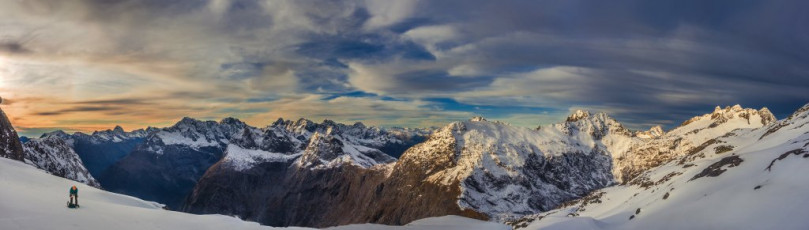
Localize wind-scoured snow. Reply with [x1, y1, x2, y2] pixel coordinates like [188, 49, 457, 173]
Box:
[518, 104, 809, 230]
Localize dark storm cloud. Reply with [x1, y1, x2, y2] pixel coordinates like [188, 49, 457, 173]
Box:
[0, 41, 30, 54]
[33, 106, 120, 116]
[71, 98, 153, 105]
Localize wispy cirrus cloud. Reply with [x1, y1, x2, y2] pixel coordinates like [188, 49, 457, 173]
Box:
[0, 0, 807, 136]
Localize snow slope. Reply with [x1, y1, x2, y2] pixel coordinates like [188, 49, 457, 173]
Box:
[0, 157, 507, 230]
[326, 216, 510, 230]
[517, 104, 809, 230]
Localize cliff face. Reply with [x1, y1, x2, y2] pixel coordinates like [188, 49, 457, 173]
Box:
[185, 134, 482, 228]
[23, 135, 101, 187]
[183, 119, 432, 228]
[0, 108, 24, 161]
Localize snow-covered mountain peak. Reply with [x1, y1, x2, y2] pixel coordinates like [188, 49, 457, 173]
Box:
[176, 116, 201, 126]
[295, 127, 396, 169]
[556, 111, 632, 140]
[113, 125, 125, 133]
[522, 104, 809, 230]
[470, 116, 487, 122]
[710, 105, 774, 123]
[566, 109, 591, 122]
[352, 121, 367, 129]
[614, 105, 777, 185]
[785, 103, 809, 121]
[673, 105, 775, 137]
[635, 125, 664, 139]
[393, 118, 625, 217]
[149, 117, 250, 151]
[219, 117, 247, 127]
[41, 130, 70, 139]
[217, 117, 425, 171]
[271, 117, 286, 127]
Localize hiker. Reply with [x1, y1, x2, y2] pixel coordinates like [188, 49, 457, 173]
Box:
[69, 185, 79, 207]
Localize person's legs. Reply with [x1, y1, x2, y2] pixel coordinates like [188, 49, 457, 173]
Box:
[75, 195, 78, 206]
[69, 195, 74, 205]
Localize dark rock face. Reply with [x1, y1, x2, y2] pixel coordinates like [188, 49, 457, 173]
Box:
[0, 108, 24, 161]
[356, 153, 490, 227]
[72, 135, 145, 177]
[184, 154, 484, 228]
[100, 118, 243, 209]
[102, 145, 225, 209]
[184, 161, 389, 227]
[182, 120, 435, 227]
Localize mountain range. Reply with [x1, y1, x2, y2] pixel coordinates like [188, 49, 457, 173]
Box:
[1, 104, 807, 229]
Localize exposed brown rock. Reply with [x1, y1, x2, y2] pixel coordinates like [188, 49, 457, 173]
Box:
[185, 132, 487, 228]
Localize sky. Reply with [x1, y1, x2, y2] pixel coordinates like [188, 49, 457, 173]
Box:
[1, 0, 808, 137]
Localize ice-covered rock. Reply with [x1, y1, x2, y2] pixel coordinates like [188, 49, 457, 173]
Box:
[23, 135, 100, 187]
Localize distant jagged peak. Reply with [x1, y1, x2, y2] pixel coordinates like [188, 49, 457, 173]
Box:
[674, 105, 775, 137]
[271, 117, 285, 127]
[566, 109, 591, 122]
[219, 117, 246, 126]
[321, 119, 337, 126]
[708, 104, 774, 122]
[294, 117, 315, 127]
[557, 109, 630, 138]
[635, 125, 665, 139]
[759, 107, 776, 122]
[650, 125, 664, 134]
[564, 109, 620, 124]
[470, 116, 487, 122]
[40, 130, 70, 139]
[167, 117, 247, 132]
[177, 116, 201, 124]
[351, 121, 366, 129]
[785, 103, 809, 121]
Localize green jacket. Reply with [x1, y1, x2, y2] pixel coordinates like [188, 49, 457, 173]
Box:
[70, 187, 78, 195]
